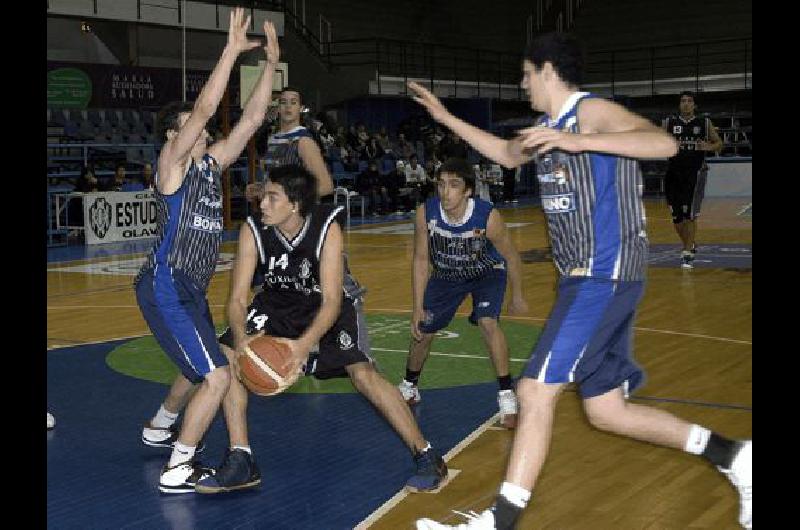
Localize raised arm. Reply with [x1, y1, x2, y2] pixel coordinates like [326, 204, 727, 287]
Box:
[297, 137, 335, 197]
[516, 98, 678, 159]
[209, 20, 280, 170]
[159, 7, 259, 189]
[410, 205, 430, 341]
[486, 209, 528, 315]
[407, 81, 529, 169]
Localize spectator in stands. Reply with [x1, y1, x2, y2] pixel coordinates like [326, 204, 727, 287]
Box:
[346, 124, 359, 151]
[396, 132, 416, 160]
[142, 162, 155, 190]
[318, 125, 335, 155]
[104, 163, 128, 191]
[377, 126, 392, 153]
[404, 154, 427, 207]
[364, 135, 384, 161]
[356, 160, 390, 216]
[75, 165, 100, 193]
[388, 160, 412, 213]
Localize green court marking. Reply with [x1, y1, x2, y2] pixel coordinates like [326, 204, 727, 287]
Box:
[106, 314, 542, 394]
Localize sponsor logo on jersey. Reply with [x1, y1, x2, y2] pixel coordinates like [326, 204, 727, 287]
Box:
[693, 126, 701, 134]
[338, 330, 354, 350]
[89, 197, 113, 239]
[191, 213, 223, 233]
[541, 193, 576, 213]
[198, 195, 222, 209]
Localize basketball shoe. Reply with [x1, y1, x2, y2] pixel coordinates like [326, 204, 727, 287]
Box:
[681, 250, 694, 269]
[406, 447, 447, 492]
[497, 390, 518, 429]
[159, 460, 214, 494]
[398, 379, 421, 405]
[142, 422, 205, 453]
[195, 448, 262, 494]
[718, 440, 752, 529]
[416, 509, 496, 529]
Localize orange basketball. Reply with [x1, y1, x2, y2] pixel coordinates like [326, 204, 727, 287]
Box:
[239, 335, 299, 396]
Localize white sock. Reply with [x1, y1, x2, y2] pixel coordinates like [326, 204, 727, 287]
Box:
[684, 424, 711, 455]
[232, 445, 252, 455]
[499, 482, 531, 509]
[169, 441, 196, 467]
[151, 405, 179, 429]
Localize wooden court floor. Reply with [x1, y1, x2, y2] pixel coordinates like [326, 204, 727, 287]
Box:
[47, 197, 752, 529]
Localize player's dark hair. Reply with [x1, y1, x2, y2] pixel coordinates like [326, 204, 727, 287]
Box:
[268, 164, 318, 216]
[524, 32, 585, 87]
[156, 101, 195, 141]
[679, 90, 696, 101]
[437, 157, 475, 194]
[279, 86, 303, 104]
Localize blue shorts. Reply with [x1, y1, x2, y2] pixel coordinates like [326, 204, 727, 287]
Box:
[135, 266, 228, 384]
[418, 268, 507, 334]
[522, 277, 645, 399]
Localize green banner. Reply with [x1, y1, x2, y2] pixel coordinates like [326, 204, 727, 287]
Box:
[47, 67, 92, 109]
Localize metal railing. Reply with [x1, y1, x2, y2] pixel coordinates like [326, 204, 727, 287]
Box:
[324, 36, 751, 99]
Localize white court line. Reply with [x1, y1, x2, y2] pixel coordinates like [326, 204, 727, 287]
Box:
[365, 308, 752, 346]
[372, 347, 528, 363]
[353, 413, 501, 530]
[46, 306, 752, 346]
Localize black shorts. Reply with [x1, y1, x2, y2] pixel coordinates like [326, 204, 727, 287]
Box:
[218, 296, 372, 380]
[664, 164, 708, 223]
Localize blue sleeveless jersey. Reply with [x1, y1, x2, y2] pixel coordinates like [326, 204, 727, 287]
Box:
[534, 92, 648, 281]
[425, 197, 505, 281]
[135, 153, 224, 291]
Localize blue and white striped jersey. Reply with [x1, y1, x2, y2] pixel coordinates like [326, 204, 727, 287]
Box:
[262, 125, 313, 180]
[534, 91, 648, 281]
[425, 197, 505, 281]
[135, 153, 224, 291]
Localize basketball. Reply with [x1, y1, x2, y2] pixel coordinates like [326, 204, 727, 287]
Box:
[239, 335, 299, 396]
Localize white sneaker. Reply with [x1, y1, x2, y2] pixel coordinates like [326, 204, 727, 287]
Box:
[47, 412, 55, 430]
[718, 440, 752, 529]
[398, 379, 421, 405]
[416, 509, 496, 529]
[159, 461, 213, 494]
[497, 389, 518, 429]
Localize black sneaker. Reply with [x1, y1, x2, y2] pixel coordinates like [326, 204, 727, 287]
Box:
[405, 447, 447, 493]
[195, 448, 262, 494]
[680, 251, 694, 269]
[141, 423, 205, 453]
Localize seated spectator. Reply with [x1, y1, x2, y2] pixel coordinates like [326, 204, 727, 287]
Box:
[377, 126, 392, 153]
[75, 165, 100, 193]
[319, 126, 336, 155]
[404, 154, 427, 207]
[395, 132, 416, 160]
[103, 163, 127, 191]
[356, 160, 390, 216]
[363, 136, 384, 161]
[388, 160, 413, 213]
[141, 162, 154, 190]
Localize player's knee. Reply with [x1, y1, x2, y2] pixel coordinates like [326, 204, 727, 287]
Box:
[346, 362, 376, 390]
[583, 401, 625, 432]
[477, 317, 499, 334]
[516, 378, 560, 410]
[204, 365, 231, 395]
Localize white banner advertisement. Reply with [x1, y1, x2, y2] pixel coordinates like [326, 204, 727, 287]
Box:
[82, 191, 158, 245]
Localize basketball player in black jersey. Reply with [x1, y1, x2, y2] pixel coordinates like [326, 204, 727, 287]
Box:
[194, 164, 448, 494]
[137, 10, 282, 493]
[663, 91, 722, 268]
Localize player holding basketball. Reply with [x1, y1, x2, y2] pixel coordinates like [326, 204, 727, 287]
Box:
[409, 33, 751, 529]
[397, 157, 527, 428]
[663, 91, 723, 269]
[193, 164, 447, 494]
[134, 9, 281, 493]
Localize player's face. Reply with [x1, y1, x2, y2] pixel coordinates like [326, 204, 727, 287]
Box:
[521, 60, 544, 112]
[679, 95, 696, 116]
[278, 91, 302, 125]
[437, 172, 471, 212]
[260, 181, 297, 226]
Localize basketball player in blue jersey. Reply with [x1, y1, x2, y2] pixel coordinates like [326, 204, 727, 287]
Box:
[663, 91, 723, 268]
[135, 9, 282, 494]
[397, 157, 528, 429]
[410, 33, 751, 530]
[193, 165, 447, 494]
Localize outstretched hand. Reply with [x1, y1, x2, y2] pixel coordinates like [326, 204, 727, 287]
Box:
[227, 7, 260, 54]
[263, 20, 280, 65]
[407, 82, 450, 124]
[515, 125, 584, 154]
